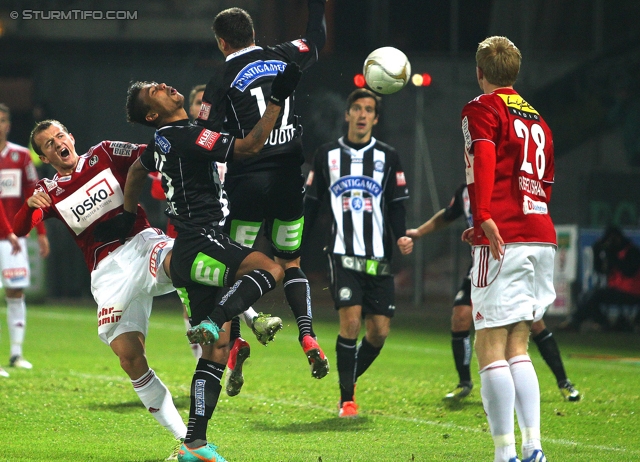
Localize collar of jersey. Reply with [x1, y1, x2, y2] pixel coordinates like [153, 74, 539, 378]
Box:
[226, 45, 263, 62]
[338, 136, 376, 154]
[158, 118, 190, 129]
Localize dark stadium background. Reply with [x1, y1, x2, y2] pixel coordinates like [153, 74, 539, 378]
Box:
[0, 0, 639, 304]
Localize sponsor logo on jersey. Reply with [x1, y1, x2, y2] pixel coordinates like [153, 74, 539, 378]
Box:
[339, 287, 352, 301]
[154, 132, 171, 154]
[196, 129, 221, 151]
[97, 306, 122, 327]
[89, 155, 99, 167]
[374, 160, 384, 172]
[306, 170, 314, 186]
[330, 175, 382, 197]
[2, 268, 27, 282]
[523, 195, 548, 215]
[0, 169, 21, 198]
[497, 93, 539, 116]
[56, 168, 124, 235]
[109, 142, 136, 157]
[57, 175, 72, 182]
[291, 39, 309, 52]
[396, 172, 406, 186]
[55, 187, 65, 196]
[149, 240, 169, 277]
[231, 60, 287, 92]
[43, 178, 57, 192]
[198, 102, 211, 120]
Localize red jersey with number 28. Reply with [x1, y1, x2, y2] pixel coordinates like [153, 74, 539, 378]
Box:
[462, 88, 556, 246]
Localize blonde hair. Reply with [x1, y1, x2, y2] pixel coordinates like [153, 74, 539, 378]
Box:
[476, 36, 521, 87]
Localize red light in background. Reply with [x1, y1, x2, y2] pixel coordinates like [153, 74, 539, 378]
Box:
[422, 73, 432, 86]
[354, 74, 366, 88]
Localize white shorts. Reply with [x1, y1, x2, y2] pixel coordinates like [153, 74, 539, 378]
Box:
[470, 243, 556, 330]
[0, 237, 30, 289]
[91, 229, 175, 345]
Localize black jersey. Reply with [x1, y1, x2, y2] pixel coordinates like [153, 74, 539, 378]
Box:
[443, 183, 473, 228]
[139, 119, 235, 231]
[196, 0, 326, 175]
[306, 137, 409, 259]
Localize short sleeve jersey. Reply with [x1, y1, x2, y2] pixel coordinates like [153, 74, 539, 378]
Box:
[306, 136, 409, 259]
[28, 141, 151, 270]
[462, 88, 556, 246]
[139, 120, 235, 231]
[0, 141, 39, 220]
[197, 39, 320, 174]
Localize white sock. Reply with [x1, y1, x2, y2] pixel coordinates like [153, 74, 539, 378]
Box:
[509, 355, 542, 459]
[183, 316, 202, 359]
[132, 369, 186, 439]
[6, 296, 26, 358]
[242, 306, 259, 328]
[480, 360, 517, 462]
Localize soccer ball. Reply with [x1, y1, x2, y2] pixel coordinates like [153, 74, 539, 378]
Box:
[363, 47, 411, 95]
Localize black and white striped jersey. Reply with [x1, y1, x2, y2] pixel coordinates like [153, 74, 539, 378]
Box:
[306, 136, 409, 259]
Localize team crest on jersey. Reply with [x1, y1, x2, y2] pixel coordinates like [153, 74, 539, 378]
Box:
[231, 60, 287, 92]
[109, 142, 135, 157]
[42, 178, 58, 192]
[196, 129, 220, 151]
[330, 159, 339, 171]
[291, 39, 309, 52]
[89, 155, 99, 167]
[198, 102, 211, 120]
[374, 160, 384, 172]
[11, 152, 19, 162]
[396, 172, 406, 186]
[155, 132, 171, 154]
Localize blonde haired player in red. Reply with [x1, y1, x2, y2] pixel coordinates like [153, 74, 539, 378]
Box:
[461, 36, 553, 462]
[0, 103, 50, 374]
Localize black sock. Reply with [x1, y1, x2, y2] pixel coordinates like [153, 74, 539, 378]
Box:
[185, 358, 225, 444]
[283, 267, 315, 341]
[451, 330, 472, 384]
[210, 269, 276, 327]
[230, 316, 241, 342]
[336, 335, 357, 404]
[533, 329, 567, 385]
[355, 336, 382, 379]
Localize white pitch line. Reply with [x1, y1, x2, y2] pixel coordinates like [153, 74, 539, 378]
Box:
[232, 392, 637, 455]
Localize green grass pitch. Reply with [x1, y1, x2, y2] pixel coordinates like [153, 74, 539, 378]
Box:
[0, 297, 639, 461]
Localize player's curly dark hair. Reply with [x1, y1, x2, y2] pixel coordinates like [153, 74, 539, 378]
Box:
[126, 81, 157, 127]
[30, 120, 70, 157]
[213, 8, 254, 49]
[346, 88, 381, 116]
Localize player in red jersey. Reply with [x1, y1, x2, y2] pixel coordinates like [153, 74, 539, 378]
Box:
[461, 36, 554, 462]
[15, 120, 187, 457]
[0, 103, 50, 374]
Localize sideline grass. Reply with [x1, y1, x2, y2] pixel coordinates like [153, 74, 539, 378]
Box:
[0, 303, 639, 461]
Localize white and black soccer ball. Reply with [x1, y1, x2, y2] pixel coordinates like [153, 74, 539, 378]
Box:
[363, 47, 411, 95]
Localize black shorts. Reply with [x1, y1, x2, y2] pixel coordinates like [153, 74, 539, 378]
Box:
[328, 254, 396, 318]
[224, 167, 305, 259]
[453, 265, 472, 307]
[170, 226, 256, 325]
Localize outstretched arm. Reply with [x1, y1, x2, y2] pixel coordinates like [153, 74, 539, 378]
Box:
[406, 208, 449, 240]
